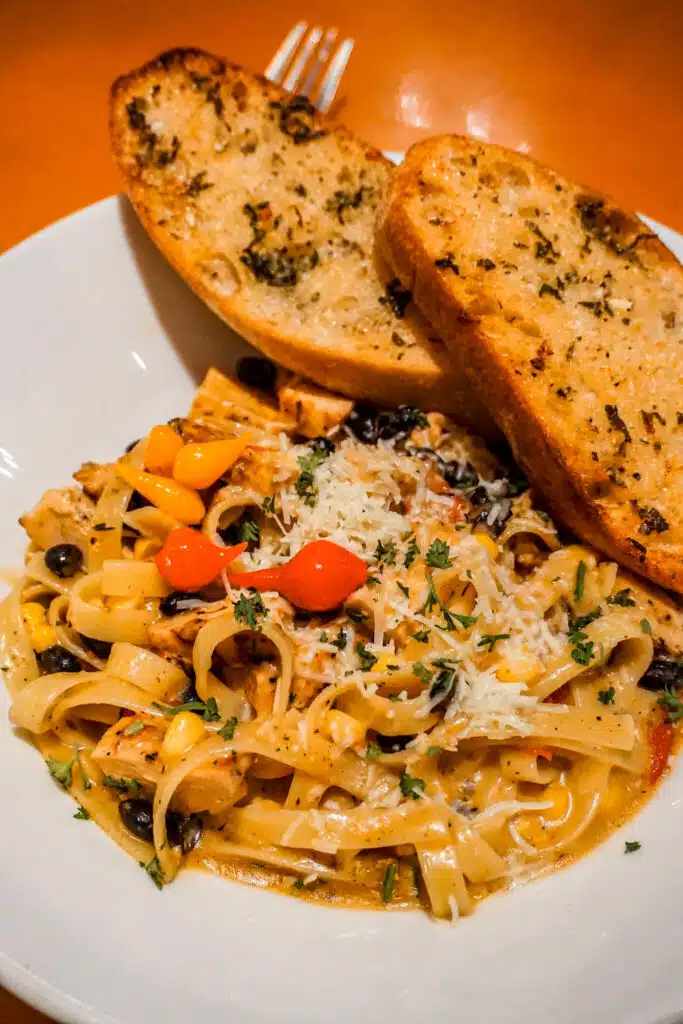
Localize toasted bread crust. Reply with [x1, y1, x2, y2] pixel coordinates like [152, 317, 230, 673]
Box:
[109, 50, 494, 435]
[377, 134, 683, 593]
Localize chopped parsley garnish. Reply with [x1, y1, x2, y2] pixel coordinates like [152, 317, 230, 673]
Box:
[140, 856, 165, 889]
[239, 519, 260, 544]
[366, 575, 381, 585]
[429, 666, 456, 699]
[262, 496, 275, 514]
[291, 877, 305, 891]
[425, 538, 452, 569]
[624, 841, 641, 854]
[346, 608, 367, 623]
[382, 861, 397, 902]
[294, 447, 329, 507]
[422, 574, 475, 632]
[607, 588, 636, 608]
[640, 618, 652, 634]
[404, 536, 420, 568]
[331, 628, 348, 651]
[73, 805, 90, 820]
[103, 776, 141, 794]
[46, 744, 91, 791]
[356, 641, 378, 671]
[427, 746, 442, 757]
[432, 657, 459, 670]
[658, 685, 683, 723]
[218, 716, 238, 740]
[366, 742, 382, 760]
[319, 631, 329, 644]
[574, 561, 587, 602]
[152, 697, 221, 722]
[397, 583, 410, 599]
[399, 772, 425, 800]
[233, 589, 268, 630]
[477, 633, 511, 653]
[374, 539, 397, 567]
[568, 608, 602, 632]
[412, 662, 432, 686]
[569, 632, 595, 666]
[598, 687, 615, 705]
[123, 720, 145, 737]
[410, 629, 430, 644]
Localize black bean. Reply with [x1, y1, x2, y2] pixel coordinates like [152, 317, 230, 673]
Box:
[347, 404, 378, 444]
[469, 486, 489, 507]
[375, 733, 415, 753]
[44, 543, 83, 578]
[237, 356, 277, 392]
[38, 645, 81, 674]
[167, 812, 203, 853]
[309, 436, 335, 455]
[442, 461, 479, 490]
[159, 591, 207, 616]
[80, 635, 112, 659]
[119, 798, 154, 841]
[638, 658, 683, 692]
[377, 406, 426, 442]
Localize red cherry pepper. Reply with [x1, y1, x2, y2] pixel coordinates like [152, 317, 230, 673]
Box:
[227, 540, 368, 612]
[155, 527, 247, 591]
[649, 719, 674, 784]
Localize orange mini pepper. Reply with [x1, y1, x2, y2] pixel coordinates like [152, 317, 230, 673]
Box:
[173, 439, 249, 490]
[155, 527, 247, 591]
[144, 424, 185, 476]
[116, 463, 205, 526]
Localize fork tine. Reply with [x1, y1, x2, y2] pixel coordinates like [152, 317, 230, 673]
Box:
[282, 25, 323, 94]
[264, 21, 307, 84]
[314, 38, 355, 113]
[299, 26, 338, 98]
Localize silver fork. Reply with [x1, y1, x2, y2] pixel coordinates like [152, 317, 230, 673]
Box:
[265, 22, 354, 113]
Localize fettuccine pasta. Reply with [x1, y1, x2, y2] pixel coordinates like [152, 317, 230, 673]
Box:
[2, 365, 682, 920]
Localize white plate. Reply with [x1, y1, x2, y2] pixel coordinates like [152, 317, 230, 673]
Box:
[2, 195, 683, 1024]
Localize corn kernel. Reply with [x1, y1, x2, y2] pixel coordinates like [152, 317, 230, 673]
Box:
[324, 710, 366, 748]
[474, 532, 499, 560]
[496, 653, 543, 684]
[21, 602, 46, 628]
[31, 623, 57, 653]
[160, 711, 206, 762]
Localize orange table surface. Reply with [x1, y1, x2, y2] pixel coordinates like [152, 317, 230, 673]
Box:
[1, 0, 683, 1020]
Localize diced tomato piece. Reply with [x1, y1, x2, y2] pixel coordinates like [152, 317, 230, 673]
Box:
[649, 720, 674, 784]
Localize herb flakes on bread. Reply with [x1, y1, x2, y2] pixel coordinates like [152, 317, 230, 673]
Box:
[109, 49, 494, 435]
[377, 134, 683, 592]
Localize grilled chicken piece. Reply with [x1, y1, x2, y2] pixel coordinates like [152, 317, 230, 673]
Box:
[20, 487, 94, 551]
[277, 377, 353, 438]
[91, 715, 251, 815]
[73, 461, 112, 500]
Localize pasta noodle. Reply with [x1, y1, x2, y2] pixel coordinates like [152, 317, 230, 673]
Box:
[2, 365, 682, 920]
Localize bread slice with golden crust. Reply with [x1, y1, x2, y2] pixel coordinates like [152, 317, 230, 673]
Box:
[377, 134, 683, 592]
[109, 49, 494, 435]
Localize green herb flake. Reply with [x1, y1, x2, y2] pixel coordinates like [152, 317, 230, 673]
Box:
[607, 588, 636, 608]
[218, 716, 238, 741]
[366, 742, 382, 760]
[152, 697, 221, 722]
[410, 629, 430, 644]
[123, 720, 145, 737]
[374, 538, 398, 567]
[382, 861, 397, 903]
[427, 746, 442, 757]
[640, 618, 652, 634]
[397, 583, 410, 599]
[624, 841, 641, 854]
[140, 856, 165, 889]
[331, 628, 348, 651]
[73, 805, 90, 820]
[404, 536, 420, 568]
[425, 538, 453, 569]
[574, 561, 587, 602]
[658, 685, 683, 723]
[294, 447, 329, 507]
[240, 519, 260, 544]
[400, 773, 425, 800]
[262, 496, 276, 514]
[356, 641, 378, 671]
[412, 662, 432, 686]
[232, 590, 268, 630]
[477, 633, 511, 653]
[598, 687, 615, 705]
[346, 608, 367, 623]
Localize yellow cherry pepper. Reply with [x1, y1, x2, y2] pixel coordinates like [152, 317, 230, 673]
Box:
[143, 424, 185, 476]
[115, 463, 205, 525]
[173, 438, 249, 490]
